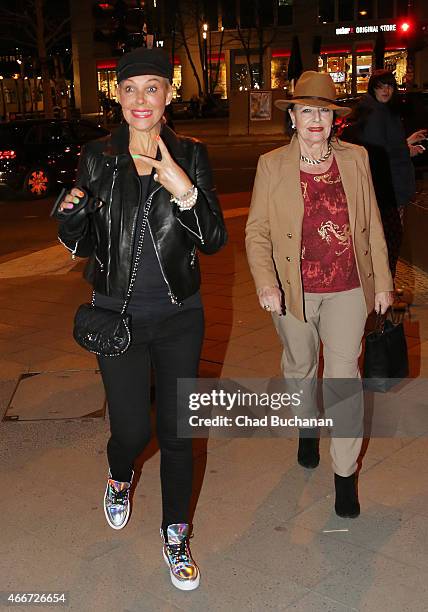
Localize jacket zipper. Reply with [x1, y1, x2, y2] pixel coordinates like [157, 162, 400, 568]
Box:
[106, 156, 118, 292]
[95, 253, 104, 271]
[147, 221, 179, 305]
[58, 235, 80, 259]
[127, 173, 143, 274]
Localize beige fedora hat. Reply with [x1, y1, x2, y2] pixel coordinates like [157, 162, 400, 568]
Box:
[275, 71, 351, 116]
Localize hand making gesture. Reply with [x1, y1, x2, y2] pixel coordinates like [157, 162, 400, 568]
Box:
[138, 135, 193, 199]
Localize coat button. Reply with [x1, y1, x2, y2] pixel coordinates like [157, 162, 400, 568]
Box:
[367, 272, 372, 277]
[286, 256, 291, 262]
[361, 227, 366, 233]
[286, 279, 291, 285]
[287, 233, 292, 238]
[364, 250, 368, 255]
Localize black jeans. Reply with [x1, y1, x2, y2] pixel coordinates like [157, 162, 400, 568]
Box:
[97, 308, 204, 530]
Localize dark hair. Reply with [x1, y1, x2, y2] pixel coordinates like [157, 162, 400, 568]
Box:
[285, 103, 338, 141]
[367, 69, 398, 105]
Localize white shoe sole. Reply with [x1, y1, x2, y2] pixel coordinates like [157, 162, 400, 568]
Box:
[162, 548, 200, 590]
[103, 482, 130, 530]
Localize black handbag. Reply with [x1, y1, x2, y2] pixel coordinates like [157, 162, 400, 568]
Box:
[73, 304, 131, 357]
[73, 193, 154, 358]
[363, 310, 409, 392]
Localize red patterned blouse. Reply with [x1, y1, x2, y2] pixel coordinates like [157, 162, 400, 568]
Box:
[300, 157, 360, 293]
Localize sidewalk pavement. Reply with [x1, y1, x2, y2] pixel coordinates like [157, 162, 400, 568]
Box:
[1, 203, 428, 611]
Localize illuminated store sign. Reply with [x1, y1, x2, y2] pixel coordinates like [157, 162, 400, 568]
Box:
[336, 24, 397, 35]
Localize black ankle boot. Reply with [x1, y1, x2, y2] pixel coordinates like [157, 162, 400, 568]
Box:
[334, 472, 360, 518]
[297, 428, 320, 469]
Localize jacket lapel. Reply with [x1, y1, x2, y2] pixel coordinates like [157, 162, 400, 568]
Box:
[333, 141, 357, 232]
[272, 135, 305, 228]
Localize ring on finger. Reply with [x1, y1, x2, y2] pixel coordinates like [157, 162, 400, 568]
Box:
[263, 304, 271, 311]
[153, 173, 159, 182]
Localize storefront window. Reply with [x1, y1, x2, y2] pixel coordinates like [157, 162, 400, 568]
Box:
[97, 69, 117, 101]
[271, 56, 290, 91]
[172, 64, 182, 100]
[356, 54, 371, 92]
[4, 87, 14, 104]
[209, 57, 227, 98]
[384, 50, 407, 87]
[231, 51, 260, 90]
[319, 54, 352, 95]
[319, 49, 408, 95]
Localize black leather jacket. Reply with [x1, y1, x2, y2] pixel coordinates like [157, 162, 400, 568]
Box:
[58, 123, 227, 303]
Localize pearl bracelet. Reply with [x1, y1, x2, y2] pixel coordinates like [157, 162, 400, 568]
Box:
[170, 185, 198, 211]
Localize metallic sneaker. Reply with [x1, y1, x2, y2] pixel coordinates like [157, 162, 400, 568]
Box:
[161, 523, 200, 590]
[103, 471, 133, 530]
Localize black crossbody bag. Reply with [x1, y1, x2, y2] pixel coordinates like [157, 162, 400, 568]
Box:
[73, 194, 154, 358]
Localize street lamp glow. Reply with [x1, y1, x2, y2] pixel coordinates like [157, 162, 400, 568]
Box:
[203, 32, 207, 39]
[203, 23, 208, 32]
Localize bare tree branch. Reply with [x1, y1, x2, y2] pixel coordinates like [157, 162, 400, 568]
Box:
[45, 17, 70, 47]
[0, 7, 33, 22]
[176, 2, 203, 96]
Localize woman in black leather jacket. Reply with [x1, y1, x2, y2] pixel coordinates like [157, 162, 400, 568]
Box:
[57, 48, 226, 591]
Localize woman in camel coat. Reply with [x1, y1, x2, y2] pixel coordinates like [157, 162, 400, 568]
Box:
[246, 71, 393, 518]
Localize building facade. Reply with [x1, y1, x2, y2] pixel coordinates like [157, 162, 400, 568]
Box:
[71, 0, 428, 114]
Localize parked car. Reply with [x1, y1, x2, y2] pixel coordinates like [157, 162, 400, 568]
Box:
[0, 119, 110, 199]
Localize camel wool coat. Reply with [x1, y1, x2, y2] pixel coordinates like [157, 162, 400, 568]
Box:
[245, 136, 394, 322]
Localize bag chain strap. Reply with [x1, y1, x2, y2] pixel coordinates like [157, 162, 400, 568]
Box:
[90, 190, 157, 314]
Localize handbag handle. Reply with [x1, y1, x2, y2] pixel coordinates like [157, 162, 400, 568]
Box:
[374, 311, 386, 334]
[373, 304, 409, 332]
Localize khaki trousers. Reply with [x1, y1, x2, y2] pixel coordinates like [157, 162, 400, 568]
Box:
[273, 287, 367, 477]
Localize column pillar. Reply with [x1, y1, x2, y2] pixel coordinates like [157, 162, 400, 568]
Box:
[70, 0, 98, 114]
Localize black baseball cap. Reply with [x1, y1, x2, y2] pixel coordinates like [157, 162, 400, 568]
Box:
[116, 47, 173, 84]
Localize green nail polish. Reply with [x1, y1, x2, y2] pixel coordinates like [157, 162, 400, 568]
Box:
[73, 197, 80, 204]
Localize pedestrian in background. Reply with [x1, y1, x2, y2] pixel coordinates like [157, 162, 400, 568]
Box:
[341, 69, 426, 279]
[246, 71, 394, 518]
[57, 47, 227, 591]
